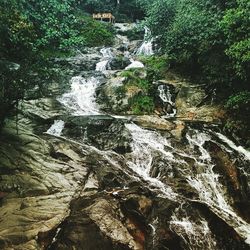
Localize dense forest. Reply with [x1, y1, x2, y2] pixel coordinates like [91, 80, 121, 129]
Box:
[0, 0, 249, 130]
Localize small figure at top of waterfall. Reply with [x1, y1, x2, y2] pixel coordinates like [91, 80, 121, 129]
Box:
[136, 27, 154, 56]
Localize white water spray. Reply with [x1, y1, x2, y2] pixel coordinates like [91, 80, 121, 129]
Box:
[158, 85, 177, 117]
[137, 27, 154, 56]
[125, 123, 178, 200]
[170, 211, 217, 250]
[216, 132, 250, 160]
[46, 120, 65, 136]
[96, 48, 114, 72]
[58, 76, 100, 115]
[186, 129, 250, 245]
[125, 59, 144, 70]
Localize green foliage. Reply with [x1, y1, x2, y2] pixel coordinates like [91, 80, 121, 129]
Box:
[140, 0, 250, 117]
[0, 2, 35, 61]
[80, 0, 145, 21]
[78, 16, 114, 47]
[121, 69, 151, 92]
[120, 69, 155, 114]
[20, 0, 114, 50]
[139, 0, 177, 42]
[221, 0, 250, 80]
[140, 56, 169, 81]
[130, 95, 155, 114]
[0, 0, 116, 128]
[114, 85, 126, 98]
[225, 91, 250, 111]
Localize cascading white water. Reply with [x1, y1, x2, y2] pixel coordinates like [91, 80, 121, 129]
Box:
[136, 27, 154, 56]
[58, 76, 100, 115]
[170, 211, 217, 250]
[96, 60, 109, 72]
[125, 123, 178, 200]
[185, 129, 250, 245]
[47, 22, 250, 248]
[158, 85, 177, 117]
[216, 132, 250, 160]
[125, 123, 219, 247]
[158, 85, 174, 106]
[125, 122, 250, 245]
[46, 120, 65, 136]
[96, 48, 114, 72]
[100, 47, 113, 58]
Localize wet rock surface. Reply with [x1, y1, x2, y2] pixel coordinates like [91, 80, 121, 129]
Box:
[63, 115, 132, 153]
[0, 23, 250, 250]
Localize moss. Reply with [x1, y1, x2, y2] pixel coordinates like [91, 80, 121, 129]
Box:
[130, 95, 155, 114]
[140, 56, 170, 81]
[121, 69, 151, 92]
[114, 86, 126, 99]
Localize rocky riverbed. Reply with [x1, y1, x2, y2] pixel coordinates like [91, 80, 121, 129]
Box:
[0, 23, 250, 250]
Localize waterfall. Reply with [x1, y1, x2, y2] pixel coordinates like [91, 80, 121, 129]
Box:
[185, 129, 250, 244]
[170, 211, 217, 250]
[46, 120, 65, 136]
[96, 48, 114, 72]
[125, 123, 178, 200]
[216, 132, 250, 160]
[125, 123, 250, 245]
[58, 76, 100, 115]
[136, 27, 154, 56]
[158, 85, 177, 117]
[49, 23, 250, 248]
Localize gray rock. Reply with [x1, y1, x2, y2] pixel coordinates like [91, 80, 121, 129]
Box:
[63, 115, 132, 153]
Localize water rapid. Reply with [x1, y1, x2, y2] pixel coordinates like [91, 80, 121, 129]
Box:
[50, 23, 250, 249]
[96, 47, 114, 72]
[136, 27, 154, 56]
[58, 76, 100, 115]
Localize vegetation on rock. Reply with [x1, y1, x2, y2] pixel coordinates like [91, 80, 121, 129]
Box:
[0, 0, 115, 128]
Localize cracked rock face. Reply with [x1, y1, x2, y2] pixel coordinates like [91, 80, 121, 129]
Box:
[0, 121, 89, 249]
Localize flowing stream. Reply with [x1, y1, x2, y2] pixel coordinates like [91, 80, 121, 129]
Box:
[96, 47, 114, 72]
[136, 27, 154, 56]
[47, 23, 250, 249]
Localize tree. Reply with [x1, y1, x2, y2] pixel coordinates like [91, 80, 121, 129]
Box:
[221, 0, 250, 80]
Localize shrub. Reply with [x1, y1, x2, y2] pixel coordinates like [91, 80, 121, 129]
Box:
[225, 91, 250, 112]
[130, 95, 155, 114]
[140, 56, 170, 81]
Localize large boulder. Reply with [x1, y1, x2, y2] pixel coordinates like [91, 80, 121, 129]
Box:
[63, 115, 132, 153]
[109, 56, 131, 70]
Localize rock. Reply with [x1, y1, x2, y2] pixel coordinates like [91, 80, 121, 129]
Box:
[20, 98, 66, 122]
[96, 76, 130, 113]
[205, 141, 243, 200]
[170, 121, 186, 140]
[0, 120, 89, 249]
[54, 52, 101, 74]
[87, 199, 142, 249]
[132, 115, 175, 131]
[63, 115, 132, 153]
[109, 56, 131, 70]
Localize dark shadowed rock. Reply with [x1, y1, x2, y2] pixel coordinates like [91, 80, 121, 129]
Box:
[63, 115, 132, 153]
[110, 56, 131, 70]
